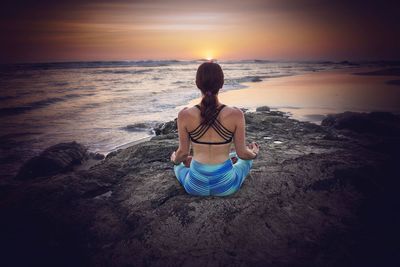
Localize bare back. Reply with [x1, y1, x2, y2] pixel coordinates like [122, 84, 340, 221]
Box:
[183, 105, 239, 164]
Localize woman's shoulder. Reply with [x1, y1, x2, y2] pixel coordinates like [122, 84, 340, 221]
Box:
[222, 105, 244, 117]
[178, 105, 243, 119]
[177, 107, 189, 117]
[177, 106, 197, 119]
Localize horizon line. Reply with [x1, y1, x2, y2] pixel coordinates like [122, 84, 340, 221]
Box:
[2, 58, 400, 66]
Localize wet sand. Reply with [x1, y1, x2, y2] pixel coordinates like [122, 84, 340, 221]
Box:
[187, 67, 400, 123]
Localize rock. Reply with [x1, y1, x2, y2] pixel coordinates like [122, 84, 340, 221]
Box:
[15, 141, 87, 180]
[151, 133, 178, 140]
[268, 110, 288, 117]
[154, 119, 177, 135]
[251, 76, 262, 82]
[105, 150, 119, 159]
[89, 152, 105, 160]
[354, 67, 400, 76]
[2, 111, 400, 266]
[256, 106, 270, 112]
[387, 79, 400, 86]
[122, 122, 154, 132]
[321, 111, 400, 136]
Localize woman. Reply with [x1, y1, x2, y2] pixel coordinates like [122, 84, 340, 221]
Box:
[170, 62, 259, 196]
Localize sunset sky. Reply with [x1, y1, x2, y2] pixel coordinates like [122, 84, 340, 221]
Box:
[1, 0, 399, 63]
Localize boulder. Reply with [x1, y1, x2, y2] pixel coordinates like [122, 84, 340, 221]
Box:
[88, 152, 105, 160]
[15, 141, 87, 180]
[154, 118, 177, 135]
[256, 106, 270, 112]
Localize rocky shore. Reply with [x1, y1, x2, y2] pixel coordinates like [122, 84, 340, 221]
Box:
[1, 108, 399, 267]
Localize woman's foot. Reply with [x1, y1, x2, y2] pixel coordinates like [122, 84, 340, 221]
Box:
[231, 156, 238, 164]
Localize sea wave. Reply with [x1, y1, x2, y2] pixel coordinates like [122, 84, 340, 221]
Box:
[0, 93, 96, 117]
[0, 95, 17, 102]
[3, 60, 196, 71]
[121, 122, 158, 132]
[93, 69, 153, 75]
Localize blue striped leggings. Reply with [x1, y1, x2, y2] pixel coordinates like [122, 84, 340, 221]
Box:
[174, 152, 253, 196]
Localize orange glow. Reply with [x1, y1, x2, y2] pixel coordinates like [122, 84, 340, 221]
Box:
[2, 0, 399, 62]
[203, 50, 215, 61]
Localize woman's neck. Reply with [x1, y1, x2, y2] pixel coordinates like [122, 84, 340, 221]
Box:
[200, 94, 221, 106]
[215, 95, 221, 106]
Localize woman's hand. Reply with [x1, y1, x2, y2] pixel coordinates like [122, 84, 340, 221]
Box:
[183, 156, 192, 168]
[247, 142, 260, 155]
[171, 151, 191, 167]
[170, 151, 177, 164]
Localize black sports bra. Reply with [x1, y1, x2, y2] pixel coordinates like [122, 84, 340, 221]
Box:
[188, 104, 234, 145]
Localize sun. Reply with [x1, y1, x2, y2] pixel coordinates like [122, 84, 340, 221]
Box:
[196, 49, 218, 61]
[203, 49, 216, 61]
[205, 53, 213, 61]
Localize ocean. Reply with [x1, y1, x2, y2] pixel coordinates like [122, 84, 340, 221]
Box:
[0, 60, 389, 178]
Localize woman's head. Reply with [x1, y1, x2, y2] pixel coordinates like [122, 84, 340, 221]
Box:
[196, 62, 224, 124]
[196, 62, 224, 95]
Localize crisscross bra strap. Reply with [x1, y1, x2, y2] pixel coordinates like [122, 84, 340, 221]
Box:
[188, 105, 234, 145]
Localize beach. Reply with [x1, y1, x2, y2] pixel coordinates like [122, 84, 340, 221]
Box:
[187, 67, 400, 123]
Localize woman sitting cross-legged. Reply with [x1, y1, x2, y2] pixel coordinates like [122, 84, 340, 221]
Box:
[170, 62, 259, 196]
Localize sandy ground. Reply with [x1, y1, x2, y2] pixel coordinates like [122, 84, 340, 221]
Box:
[187, 67, 400, 123]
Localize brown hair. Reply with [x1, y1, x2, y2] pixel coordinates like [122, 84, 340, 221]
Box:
[195, 62, 224, 125]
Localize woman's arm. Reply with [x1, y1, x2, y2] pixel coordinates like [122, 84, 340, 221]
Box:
[233, 108, 259, 160]
[171, 108, 190, 164]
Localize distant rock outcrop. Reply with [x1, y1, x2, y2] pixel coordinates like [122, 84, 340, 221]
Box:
[256, 105, 270, 112]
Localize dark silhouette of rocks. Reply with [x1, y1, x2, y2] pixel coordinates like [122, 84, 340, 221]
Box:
[1, 110, 399, 266]
[386, 79, 400, 86]
[15, 141, 88, 180]
[88, 152, 105, 160]
[354, 68, 400, 76]
[154, 119, 177, 135]
[321, 111, 400, 136]
[256, 105, 270, 112]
